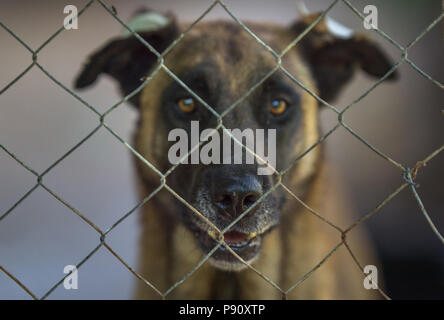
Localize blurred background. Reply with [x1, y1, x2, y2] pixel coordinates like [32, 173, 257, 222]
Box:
[0, 0, 443, 299]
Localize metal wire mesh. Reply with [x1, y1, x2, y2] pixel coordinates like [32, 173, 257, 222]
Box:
[1, 0, 443, 300]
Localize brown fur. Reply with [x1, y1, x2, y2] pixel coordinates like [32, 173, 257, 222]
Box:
[135, 162, 380, 299]
[75, 11, 396, 299]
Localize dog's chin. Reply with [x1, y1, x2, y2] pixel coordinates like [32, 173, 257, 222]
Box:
[191, 225, 267, 272]
[208, 255, 258, 271]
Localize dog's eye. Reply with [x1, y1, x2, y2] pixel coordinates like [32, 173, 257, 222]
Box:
[269, 99, 288, 115]
[177, 97, 196, 113]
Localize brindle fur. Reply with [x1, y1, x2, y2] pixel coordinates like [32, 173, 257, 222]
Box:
[75, 11, 396, 299]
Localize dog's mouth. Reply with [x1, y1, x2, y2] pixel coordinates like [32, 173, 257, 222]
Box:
[193, 226, 267, 271]
[221, 230, 257, 248]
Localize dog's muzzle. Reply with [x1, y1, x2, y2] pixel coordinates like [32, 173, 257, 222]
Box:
[189, 166, 277, 271]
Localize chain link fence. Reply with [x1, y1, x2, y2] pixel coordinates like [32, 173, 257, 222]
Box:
[1, 0, 443, 300]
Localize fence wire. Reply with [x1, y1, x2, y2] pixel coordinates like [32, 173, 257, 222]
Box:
[1, 0, 443, 300]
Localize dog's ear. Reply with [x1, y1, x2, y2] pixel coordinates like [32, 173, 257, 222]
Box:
[292, 13, 398, 102]
[74, 9, 179, 107]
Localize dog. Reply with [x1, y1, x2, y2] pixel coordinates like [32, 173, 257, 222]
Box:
[75, 8, 397, 299]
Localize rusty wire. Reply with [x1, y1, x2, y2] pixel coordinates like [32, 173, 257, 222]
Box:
[1, 0, 443, 300]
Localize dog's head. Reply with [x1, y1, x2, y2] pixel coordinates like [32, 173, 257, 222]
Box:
[75, 9, 396, 271]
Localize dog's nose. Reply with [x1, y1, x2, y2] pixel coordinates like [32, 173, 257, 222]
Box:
[212, 174, 263, 218]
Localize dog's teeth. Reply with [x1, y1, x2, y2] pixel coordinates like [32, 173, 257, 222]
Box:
[207, 230, 217, 240]
[207, 230, 257, 243]
[248, 232, 257, 240]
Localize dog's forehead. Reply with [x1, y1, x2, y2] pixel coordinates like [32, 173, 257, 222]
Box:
[167, 22, 283, 72]
[163, 21, 302, 96]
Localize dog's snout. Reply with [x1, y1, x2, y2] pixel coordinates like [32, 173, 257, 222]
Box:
[212, 173, 263, 218]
